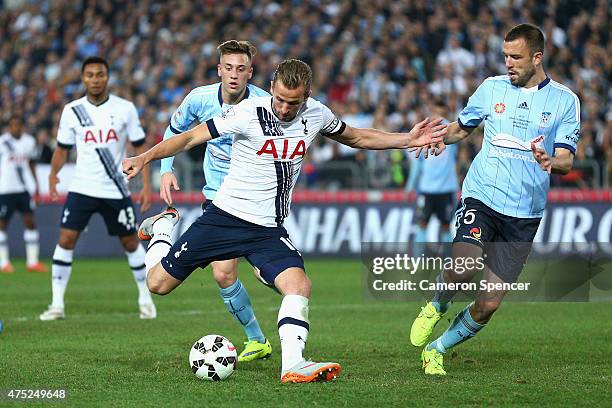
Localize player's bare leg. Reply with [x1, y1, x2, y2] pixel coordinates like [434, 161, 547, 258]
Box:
[22, 212, 48, 273]
[212, 259, 271, 362]
[274, 267, 341, 383]
[40, 228, 80, 321]
[119, 233, 156, 319]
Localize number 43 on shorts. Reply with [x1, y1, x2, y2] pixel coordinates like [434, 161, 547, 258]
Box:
[117, 207, 135, 230]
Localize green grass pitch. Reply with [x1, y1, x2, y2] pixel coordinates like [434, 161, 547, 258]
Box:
[0, 259, 610, 407]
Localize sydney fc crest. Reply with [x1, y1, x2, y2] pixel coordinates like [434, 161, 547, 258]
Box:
[540, 112, 552, 127]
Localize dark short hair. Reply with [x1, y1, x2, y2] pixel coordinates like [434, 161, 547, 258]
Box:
[217, 40, 257, 60]
[81, 56, 109, 73]
[504, 23, 545, 55]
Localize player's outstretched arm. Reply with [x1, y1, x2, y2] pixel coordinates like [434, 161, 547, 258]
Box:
[123, 123, 212, 180]
[531, 144, 574, 175]
[327, 117, 447, 151]
[444, 121, 473, 144]
[410, 120, 474, 159]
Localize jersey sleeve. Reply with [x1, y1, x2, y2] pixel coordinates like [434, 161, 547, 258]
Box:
[319, 103, 346, 136]
[169, 91, 202, 134]
[126, 103, 146, 146]
[553, 94, 581, 155]
[457, 80, 490, 129]
[207, 101, 251, 139]
[159, 126, 177, 174]
[160, 91, 204, 174]
[56, 106, 76, 148]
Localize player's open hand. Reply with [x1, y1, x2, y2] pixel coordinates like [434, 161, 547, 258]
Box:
[531, 142, 551, 174]
[122, 155, 145, 180]
[408, 117, 447, 149]
[49, 173, 60, 201]
[160, 172, 180, 207]
[410, 141, 446, 159]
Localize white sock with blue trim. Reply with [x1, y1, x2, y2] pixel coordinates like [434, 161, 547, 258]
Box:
[278, 295, 309, 372]
[144, 218, 173, 274]
[51, 245, 73, 309]
[126, 245, 152, 304]
[0, 230, 9, 268]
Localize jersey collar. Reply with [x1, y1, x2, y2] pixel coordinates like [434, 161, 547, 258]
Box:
[86, 94, 110, 106]
[218, 84, 250, 107]
[520, 76, 550, 93]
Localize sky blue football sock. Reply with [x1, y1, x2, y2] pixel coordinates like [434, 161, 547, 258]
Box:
[427, 303, 485, 353]
[220, 279, 265, 343]
[431, 271, 453, 313]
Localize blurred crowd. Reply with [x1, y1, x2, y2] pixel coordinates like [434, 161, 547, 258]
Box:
[1, 0, 610, 190]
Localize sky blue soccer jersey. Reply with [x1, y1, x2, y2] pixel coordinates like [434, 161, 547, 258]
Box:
[160, 83, 270, 199]
[407, 141, 458, 194]
[458, 75, 580, 218]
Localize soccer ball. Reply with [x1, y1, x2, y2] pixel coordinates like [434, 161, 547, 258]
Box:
[189, 335, 237, 381]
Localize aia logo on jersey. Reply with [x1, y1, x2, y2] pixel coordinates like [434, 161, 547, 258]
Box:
[494, 102, 506, 115]
[257, 139, 306, 160]
[84, 129, 119, 144]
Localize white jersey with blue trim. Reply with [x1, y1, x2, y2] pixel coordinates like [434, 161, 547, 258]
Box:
[458, 76, 580, 218]
[56, 94, 145, 199]
[207, 96, 345, 227]
[160, 83, 270, 200]
[0, 132, 37, 194]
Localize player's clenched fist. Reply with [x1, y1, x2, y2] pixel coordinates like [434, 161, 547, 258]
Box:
[122, 155, 145, 179]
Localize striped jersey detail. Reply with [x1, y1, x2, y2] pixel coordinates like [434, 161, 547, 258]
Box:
[95, 147, 129, 197]
[71, 104, 94, 127]
[274, 161, 294, 225]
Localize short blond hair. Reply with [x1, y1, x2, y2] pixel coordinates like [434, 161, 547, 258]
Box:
[217, 40, 257, 60]
[272, 59, 312, 92]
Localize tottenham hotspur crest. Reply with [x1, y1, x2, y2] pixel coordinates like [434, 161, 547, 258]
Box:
[174, 242, 188, 258]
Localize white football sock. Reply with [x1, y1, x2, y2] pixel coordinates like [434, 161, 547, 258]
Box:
[24, 229, 40, 266]
[144, 218, 174, 274]
[126, 245, 152, 305]
[0, 230, 9, 268]
[51, 245, 73, 309]
[278, 294, 310, 372]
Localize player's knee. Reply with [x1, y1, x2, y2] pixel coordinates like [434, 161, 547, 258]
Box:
[472, 299, 501, 322]
[212, 263, 237, 288]
[58, 234, 77, 249]
[147, 275, 171, 296]
[119, 234, 140, 252]
[275, 268, 311, 297]
[146, 266, 171, 295]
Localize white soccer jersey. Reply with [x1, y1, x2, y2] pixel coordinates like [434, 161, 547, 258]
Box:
[0, 132, 37, 194]
[209, 96, 345, 227]
[56, 94, 145, 199]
